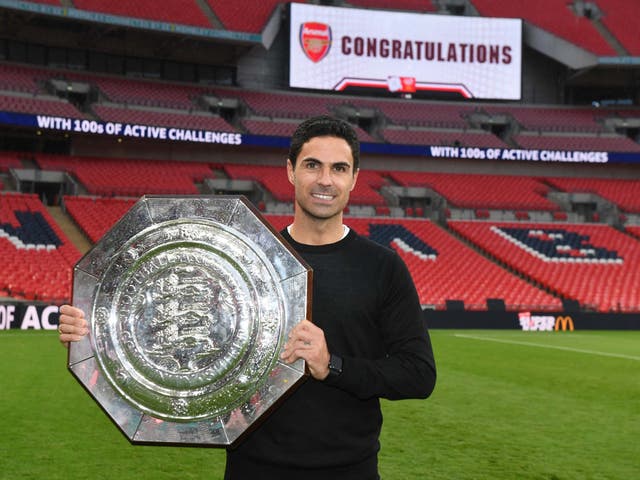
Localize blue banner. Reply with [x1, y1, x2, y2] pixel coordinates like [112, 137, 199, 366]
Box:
[3, 110, 640, 164]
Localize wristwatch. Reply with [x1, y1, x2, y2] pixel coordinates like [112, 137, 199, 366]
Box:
[327, 353, 343, 379]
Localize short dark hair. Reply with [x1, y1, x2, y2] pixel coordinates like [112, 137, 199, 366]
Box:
[288, 115, 360, 172]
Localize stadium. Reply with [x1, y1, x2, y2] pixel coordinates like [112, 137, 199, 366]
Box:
[1, 1, 638, 479]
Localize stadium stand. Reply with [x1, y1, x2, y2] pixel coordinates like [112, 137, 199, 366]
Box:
[374, 100, 474, 129]
[0, 192, 80, 302]
[449, 221, 640, 312]
[544, 176, 640, 213]
[266, 215, 563, 311]
[381, 127, 508, 148]
[221, 163, 386, 206]
[470, 0, 618, 55]
[1, 0, 640, 317]
[0, 93, 86, 118]
[514, 132, 640, 152]
[0, 152, 22, 172]
[216, 88, 339, 119]
[241, 118, 300, 137]
[627, 225, 640, 239]
[0, 62, 46, 94]
[204, 0, 291, 33]
[72, 0, 212, 28]
[222, 164, 293, 203]
[63, 196, 136, 243]
[35, 154, 213, 197]
[388, 171, 558, 211]
[92, 76, 206, 110]
[2, 62, 638, 152]
[93, 104, 236, 132]
[482, 105, 608, 133]
[597, 0, 640, 55]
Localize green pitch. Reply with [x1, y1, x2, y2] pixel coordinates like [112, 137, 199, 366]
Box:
[1, 329, 638, 479]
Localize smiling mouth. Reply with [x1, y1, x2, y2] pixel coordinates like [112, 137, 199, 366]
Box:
[312, 193, 334, 201]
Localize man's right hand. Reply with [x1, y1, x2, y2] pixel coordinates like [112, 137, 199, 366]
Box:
[58, 304, 89, 348]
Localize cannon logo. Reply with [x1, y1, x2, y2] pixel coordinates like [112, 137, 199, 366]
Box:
[555, 316, 575, 331]
[300, 22, 332, 63]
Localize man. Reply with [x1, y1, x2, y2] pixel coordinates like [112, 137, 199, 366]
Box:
[59, 115, 437, 479]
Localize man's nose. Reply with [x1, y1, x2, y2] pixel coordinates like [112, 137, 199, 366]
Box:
[317, 166, 333, 184]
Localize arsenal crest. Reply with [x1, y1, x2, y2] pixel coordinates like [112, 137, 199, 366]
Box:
[300, 22, 332, 63]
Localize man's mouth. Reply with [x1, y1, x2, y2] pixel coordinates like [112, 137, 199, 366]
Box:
[312, 192, 334, 201]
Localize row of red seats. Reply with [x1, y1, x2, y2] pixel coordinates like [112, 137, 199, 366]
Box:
[220, 88, 339, 120]
[0, 94, 86, 119]
[7, 191, 638, 312]
[382, 128, 508, 148]
[63, 196, 136, 242]
[0, 152, 22, 172]
[19, 153, 640, 214]
[546, 176, 640, 212]
[28, 0, 287, 33]
[449, 220, 640, 312]
[241, 118, 299, 138]
[93, 104, 236, 132]
[264, 214, 563, 311]
[515, 132, 640, 152]
[72, 0, 211, 28]
[36, 154, 213, 197]
[221, 163, 387, 206]
[388, 171, 558, 211]
[2, 62, 639, 143]
[484, 105, 609, 134]
[472, 0, 617, 56]
[26, 0, 640, 54]
[0, 62, 44, 93]
[0, 192, 80, 302]
[203, 0, 288, 33]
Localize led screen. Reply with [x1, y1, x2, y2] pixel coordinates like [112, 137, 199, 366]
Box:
[289, 3, 522, 100]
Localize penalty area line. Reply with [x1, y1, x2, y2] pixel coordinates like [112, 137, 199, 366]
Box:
[453, 333, 640, 361]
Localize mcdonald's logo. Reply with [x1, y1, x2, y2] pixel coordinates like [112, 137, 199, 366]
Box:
[555, 316, 575, 331]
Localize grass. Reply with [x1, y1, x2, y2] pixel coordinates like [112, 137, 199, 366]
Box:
[1, 330, 638, 479]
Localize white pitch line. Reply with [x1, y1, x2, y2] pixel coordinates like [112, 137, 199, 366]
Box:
[453, 333, 640, 362]
[0, 331, 58, 338]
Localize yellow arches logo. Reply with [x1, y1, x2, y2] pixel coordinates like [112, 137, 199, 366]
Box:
[554, 316, 575, 331]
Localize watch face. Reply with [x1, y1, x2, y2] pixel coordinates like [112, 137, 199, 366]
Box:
[329, 354, 343, 375]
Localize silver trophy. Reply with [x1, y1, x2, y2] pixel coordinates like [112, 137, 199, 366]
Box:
[68, 195, 312, 446]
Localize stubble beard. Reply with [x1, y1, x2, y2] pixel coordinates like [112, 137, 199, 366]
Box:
[295, 192, 345, 223]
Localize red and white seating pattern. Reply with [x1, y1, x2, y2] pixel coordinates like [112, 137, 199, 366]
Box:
[0, 193, 80, 302]
[449, 221, 640, 312]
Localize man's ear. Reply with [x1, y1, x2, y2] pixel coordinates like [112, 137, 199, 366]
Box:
[286, 159, 295, 185]
[350, 168, 359, 192]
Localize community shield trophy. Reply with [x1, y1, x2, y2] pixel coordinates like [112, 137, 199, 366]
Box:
[68, 195, 312, 447]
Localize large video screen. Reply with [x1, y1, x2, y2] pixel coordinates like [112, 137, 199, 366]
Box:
[289, 3, 522, 100]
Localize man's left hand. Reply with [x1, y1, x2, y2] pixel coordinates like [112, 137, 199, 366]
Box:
[280, 319, 331, 380]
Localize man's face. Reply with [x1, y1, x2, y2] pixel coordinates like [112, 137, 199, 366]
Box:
[287, 135, 358, 222]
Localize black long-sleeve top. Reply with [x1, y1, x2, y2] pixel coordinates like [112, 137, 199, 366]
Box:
[225, 228, 437, 479]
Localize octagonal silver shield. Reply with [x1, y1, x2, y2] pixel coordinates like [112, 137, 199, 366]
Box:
[68, 195, 312, 447]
